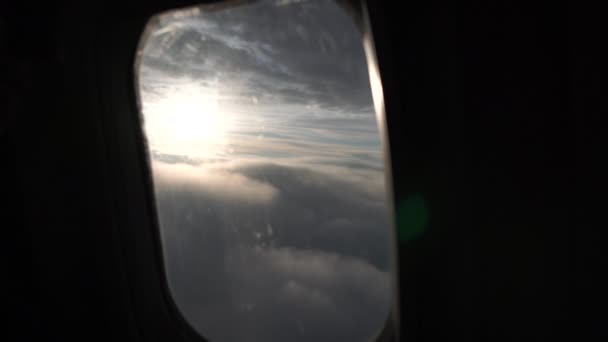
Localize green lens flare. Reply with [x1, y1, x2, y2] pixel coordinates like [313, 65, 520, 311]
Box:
[397, 195, 429, 241]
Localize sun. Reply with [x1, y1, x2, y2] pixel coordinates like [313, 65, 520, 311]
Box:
[143, 85, 231, 159]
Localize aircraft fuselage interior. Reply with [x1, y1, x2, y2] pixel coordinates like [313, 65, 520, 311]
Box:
[1, 0, 594, 341]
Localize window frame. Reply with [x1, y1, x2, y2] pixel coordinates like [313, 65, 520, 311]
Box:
[95, 0, 400, 341]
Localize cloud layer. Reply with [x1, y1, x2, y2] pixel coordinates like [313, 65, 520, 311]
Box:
[142, 0, 373, 113]
[154, 161, 391, 342]
[137, 0, 393, 341]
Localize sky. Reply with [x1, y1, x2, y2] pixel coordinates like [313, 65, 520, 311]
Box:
[137, 0, 393, 341]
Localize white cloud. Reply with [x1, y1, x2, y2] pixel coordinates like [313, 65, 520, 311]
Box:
[136, 1, 392, 340]
[152, 160, 393, 342]
[151, 161, 278, 205]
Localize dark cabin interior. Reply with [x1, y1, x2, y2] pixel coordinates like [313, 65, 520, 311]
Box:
[1, 0, 596, 341]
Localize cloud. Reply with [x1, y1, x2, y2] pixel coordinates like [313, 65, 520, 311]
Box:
[136, 1, 392, 340]
[139, 0, 373, 114]
[152, 161, 279, 205]
[152, 160, 392, 342]
[137, 0, 383, 167]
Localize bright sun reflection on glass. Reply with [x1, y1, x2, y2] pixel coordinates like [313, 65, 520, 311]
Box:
[142, 83, 230, 159]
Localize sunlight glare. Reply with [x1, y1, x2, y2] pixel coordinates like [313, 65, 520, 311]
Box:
[143, 84, 230, 159]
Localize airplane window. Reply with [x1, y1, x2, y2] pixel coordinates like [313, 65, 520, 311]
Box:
[135, 1, 394, 341]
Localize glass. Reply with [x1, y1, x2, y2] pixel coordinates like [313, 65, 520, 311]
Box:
[135, 1, 393, 341]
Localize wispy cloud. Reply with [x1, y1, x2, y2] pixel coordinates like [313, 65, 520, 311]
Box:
[140, 0, 373, 114]
[137, 0, 392, 341]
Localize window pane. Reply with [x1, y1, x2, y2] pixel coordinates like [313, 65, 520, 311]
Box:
[136, 1, 393, 341]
